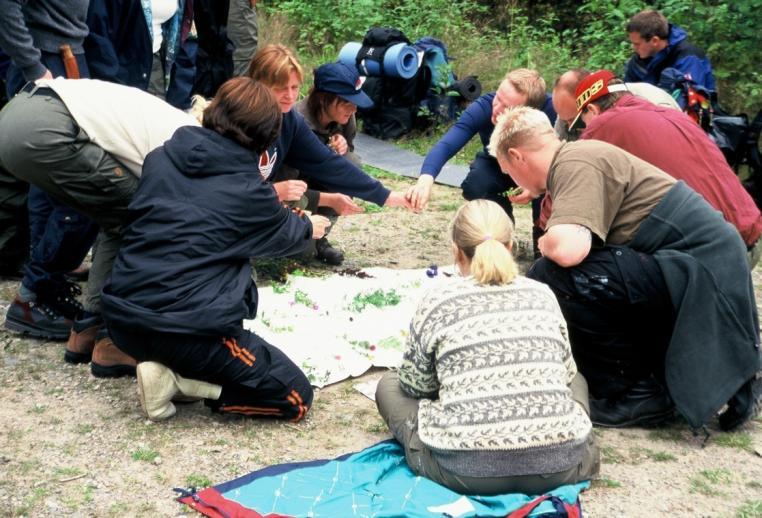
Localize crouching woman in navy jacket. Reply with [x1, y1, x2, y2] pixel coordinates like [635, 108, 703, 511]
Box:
[101, 77, 329, 422]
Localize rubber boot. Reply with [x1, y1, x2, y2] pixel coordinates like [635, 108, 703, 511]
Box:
[137, 361, 222, 421]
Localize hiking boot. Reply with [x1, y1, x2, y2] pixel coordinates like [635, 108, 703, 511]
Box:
[64, 314, 103, 364]
[90, 332, 137, 378]
[590, 377, 675, 428]
[718, 372, 762, 431]
[65, 262, 90, 282]
[136, 362, 222, 421]
[36, 280, 83, 320]
[4, 297, 71, 341]
[315, 237, 344, 266]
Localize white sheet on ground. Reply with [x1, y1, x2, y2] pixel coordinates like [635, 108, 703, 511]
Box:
[243, 266, 455, 387]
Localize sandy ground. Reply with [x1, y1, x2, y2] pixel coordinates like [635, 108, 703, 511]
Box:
[0, 173, 760, 517]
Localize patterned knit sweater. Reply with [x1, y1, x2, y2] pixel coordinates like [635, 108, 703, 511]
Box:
[398, 276, 593, 477]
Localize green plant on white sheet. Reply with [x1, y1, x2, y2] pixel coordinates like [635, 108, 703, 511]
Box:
[258, 313, 294, 333]
[377, 336, 403, 350]
[293, 289, 317, 309]
[346, 289, 401, 312]
[271, 281, 291, 294]
[300, 359, 330, 385]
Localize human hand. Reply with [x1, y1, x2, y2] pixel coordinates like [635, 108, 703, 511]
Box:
[405, 174, 434, 212]
[309, 214, 331, 239]
[328, 134, 348, 155]
[384, 191, 414, 210]
[39, 69, 53, 80]
[508, 189, 533, 205]
[273, 180, 307, 202]
[325, 192, 364, 216]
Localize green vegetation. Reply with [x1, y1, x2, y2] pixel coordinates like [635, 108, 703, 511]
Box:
[131, 447, 159, 463]
[185, 473, 213, 489]
[593, 478, 623, 489]
[260, 0, 761, 114]
[713, 431, 754, 452]
[737, 500, 762, 518]
[689, 468, 733, 496]
[347, 289, 402, 312]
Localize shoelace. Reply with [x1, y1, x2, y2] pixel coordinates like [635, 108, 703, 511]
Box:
[28, 300, 64, 320]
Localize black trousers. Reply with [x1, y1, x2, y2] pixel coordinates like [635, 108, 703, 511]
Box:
[110, 326, 313, 421]
[527, 246, 675, 399]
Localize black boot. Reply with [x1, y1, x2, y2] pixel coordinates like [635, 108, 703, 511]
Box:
[315, 237, 344, 266]
[718, 374, 762, 431]
[590, 376, 675, 428]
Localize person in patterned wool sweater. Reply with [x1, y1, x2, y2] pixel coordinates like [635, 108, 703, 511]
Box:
[375, 199, 599, 495]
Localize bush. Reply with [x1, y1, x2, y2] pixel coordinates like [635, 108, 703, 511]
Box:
[261, 0, 761, 114]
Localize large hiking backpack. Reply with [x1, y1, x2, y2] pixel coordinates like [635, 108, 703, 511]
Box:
[356, 29, 478, 139]
[713, 110, 762, 208]
[356, 27, 430, 139]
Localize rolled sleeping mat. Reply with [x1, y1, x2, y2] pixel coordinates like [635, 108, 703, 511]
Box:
[449, 75, 482, 101]
[338, 41, 419, 79]
[421, 46, 448, 86]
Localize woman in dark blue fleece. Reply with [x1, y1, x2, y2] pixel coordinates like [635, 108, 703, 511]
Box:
[101, 78, 329, 422]
[245, 44, 411, 212]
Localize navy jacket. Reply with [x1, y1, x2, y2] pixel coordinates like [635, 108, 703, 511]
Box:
[420, 92, 557, 177]
[264, 109, 390, 206]
[624, 24, 716, 93]
[102, 126, 313, 336]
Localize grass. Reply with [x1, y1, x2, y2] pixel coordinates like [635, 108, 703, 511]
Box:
[689, 468, 733, 496]
[713, 431, 754, 452]
[600, 445, 626, 464]
[647, 427, 685, 442]
[131, 447, 159, 463]
[737, 500, 762, 518]
[356, 199, 385, 214]
[185, 473, 213, 489]
[13, 487, 49, 517]
[362, 164, 399, 181]
[394, 126, 483, 168]
[645, 450, 677, 462]
[593, 478, 622, 489]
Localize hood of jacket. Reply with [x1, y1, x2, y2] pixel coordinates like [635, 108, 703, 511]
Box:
[163, 125, 262, 178]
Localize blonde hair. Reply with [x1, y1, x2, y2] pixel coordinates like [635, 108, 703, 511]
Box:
[504, 68, 547, 109]
[189, 94, 210, 123]
[451, 200, 518, 285]
[488, 106, 554, 160]
[246, 44, 304, 87]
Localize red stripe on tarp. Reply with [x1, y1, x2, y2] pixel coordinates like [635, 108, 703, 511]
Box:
[178, 487, 294, 518]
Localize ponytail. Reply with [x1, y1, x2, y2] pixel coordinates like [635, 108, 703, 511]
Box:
[451, 200, 518, 285]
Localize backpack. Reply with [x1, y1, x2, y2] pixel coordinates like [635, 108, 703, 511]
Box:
[356, 27, 429, 139]
[356, 30, 477, 139]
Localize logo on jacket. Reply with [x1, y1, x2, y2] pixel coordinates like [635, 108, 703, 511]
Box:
[258, 148, 278, 180]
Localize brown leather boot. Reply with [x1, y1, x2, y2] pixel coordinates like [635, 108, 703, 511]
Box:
[64, 314, 102, 364]
[91, 333, 136, 378]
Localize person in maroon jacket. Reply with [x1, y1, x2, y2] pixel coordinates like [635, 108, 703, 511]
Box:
[559, 70, 762, 267]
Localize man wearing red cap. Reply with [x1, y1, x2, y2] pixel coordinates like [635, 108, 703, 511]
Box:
[487, 105, 760, 431]
[569, 70, 762, 267]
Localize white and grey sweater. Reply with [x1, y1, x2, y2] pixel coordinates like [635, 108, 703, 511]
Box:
[398, 276, 593, 478]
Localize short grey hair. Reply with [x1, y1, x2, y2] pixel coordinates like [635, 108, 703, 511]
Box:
[488, 106, 554, 159]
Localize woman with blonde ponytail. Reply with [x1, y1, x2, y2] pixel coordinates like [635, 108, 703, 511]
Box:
[376, 199, 599, 495]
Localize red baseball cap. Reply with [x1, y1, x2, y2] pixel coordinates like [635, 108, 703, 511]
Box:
[569, 70, 628, 129]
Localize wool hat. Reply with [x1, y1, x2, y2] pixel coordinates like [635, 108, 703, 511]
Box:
[313, 62, 373, 109]
[569, 70, 628, 129]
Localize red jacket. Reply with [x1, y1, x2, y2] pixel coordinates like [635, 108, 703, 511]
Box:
[541, 95, 762, 247]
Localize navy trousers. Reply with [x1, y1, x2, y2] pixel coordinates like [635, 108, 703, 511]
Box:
[110, 326, 314, 421]
[527, 246, 675, 399]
